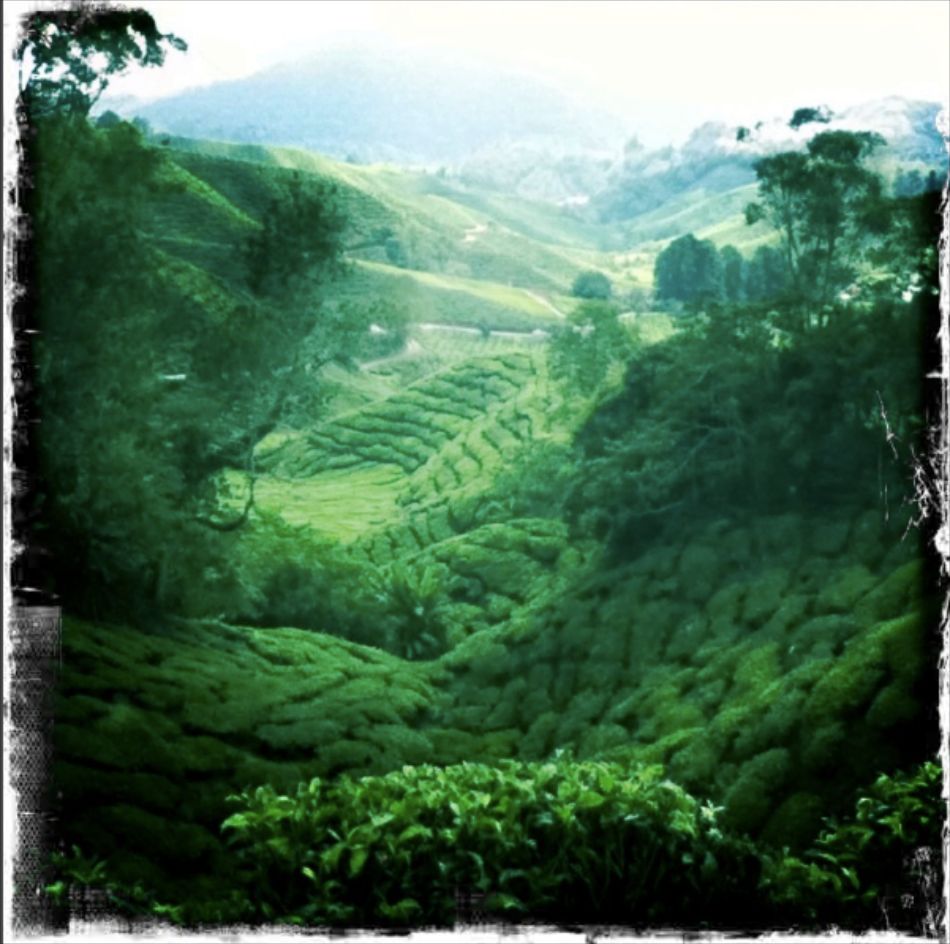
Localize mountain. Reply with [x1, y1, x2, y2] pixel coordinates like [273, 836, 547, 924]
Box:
[127, 56, 945, 217]
[130, 43, 627, 168]
[592, 96, 947, 223]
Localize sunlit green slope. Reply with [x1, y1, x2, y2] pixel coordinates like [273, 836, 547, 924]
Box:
[50, 132, 938, 923]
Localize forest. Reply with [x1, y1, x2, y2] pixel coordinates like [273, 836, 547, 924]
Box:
[8, 6, 947, 937]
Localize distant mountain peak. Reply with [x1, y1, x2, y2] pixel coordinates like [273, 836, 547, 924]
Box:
[131, 43, 627, 166]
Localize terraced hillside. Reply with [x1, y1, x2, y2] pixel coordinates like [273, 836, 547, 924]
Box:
[150, 137, 621, 299]
[55, 503, 933, 909]
[41, 126, 942, 930]
[53, 247, 938, 900]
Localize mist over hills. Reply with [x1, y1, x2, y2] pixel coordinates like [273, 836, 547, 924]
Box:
[591, 97, 948, 222]
[121, 46, 946, 217]
[131, 44, 626, 166]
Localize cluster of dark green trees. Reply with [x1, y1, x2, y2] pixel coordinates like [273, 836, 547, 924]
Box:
[14, 8, 361, 620]
[500, 123, 945, 559]
[575, 129, 942, 553]
[654, 235, 787, 307]
[654, 126, 939, 315]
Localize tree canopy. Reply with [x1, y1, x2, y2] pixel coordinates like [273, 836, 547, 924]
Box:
[571, 269, 612, 300]
[550, 300, 631, 394]
[745, 129, 886, 307]
[15, 7, 353, 619]
[653, 233, 723, 307]
[17, 6, 185, 119]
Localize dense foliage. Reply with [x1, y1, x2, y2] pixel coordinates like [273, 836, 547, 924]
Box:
[745, 130, 888, 306]
[47, 759, 944, 933]
[23, 114, 349, 617]
[550, 300, 632, 394]
[604, 163, 940, 554]
[220, 758, 762, 927]
[16, 9, 944, 937]
[569, 293, 930, 552]
[571, 268, 612, 299]
[17, 7, 185, 118]
[16, 11, 365, 620]
[764, 761, 945, 934]
[653, 236, 792, 308]
[653, 233, 723, 306]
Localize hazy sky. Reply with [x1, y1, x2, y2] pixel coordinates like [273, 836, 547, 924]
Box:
[5, 0, 949, 144]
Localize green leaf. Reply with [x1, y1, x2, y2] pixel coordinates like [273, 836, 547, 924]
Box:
[499, 868, 528, 887]
[220, 813, 248, 833]
[398, 824, 433, 843]
[554, 803, 574, 824]
[321, 843, 346, 871]
[577, 789, 605, 810]
[349, 847, 369, 878]
[486, 893, 525, 912]
[379, 897, 421, 921]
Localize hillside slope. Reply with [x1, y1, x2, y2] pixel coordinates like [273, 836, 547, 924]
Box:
[132, 44, 625, 166]
[45, 124, 942, 927]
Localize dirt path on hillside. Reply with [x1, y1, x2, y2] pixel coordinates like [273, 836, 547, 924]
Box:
[521, 289, 565, 318]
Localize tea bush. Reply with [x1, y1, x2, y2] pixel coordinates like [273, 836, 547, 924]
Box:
[221, 756, 764, 928]
[763, 761, 945, 934]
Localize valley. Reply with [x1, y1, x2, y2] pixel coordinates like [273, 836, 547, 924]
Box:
[42, 129, 943, 929]
[10, 9, 947, 932]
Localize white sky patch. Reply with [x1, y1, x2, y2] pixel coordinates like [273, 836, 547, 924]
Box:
[4, 0, 947, 145]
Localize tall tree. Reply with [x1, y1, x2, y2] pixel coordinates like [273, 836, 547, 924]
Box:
[16, 7, 348, 619]
[550, 301, 631, 394]
[745, 130, 885, 309]
[720, 245, 745, 303]
[744, 246, 788, 302]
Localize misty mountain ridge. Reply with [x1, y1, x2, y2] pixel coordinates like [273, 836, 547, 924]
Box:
[116, 46, 946, 214]
[591, 96, 947, 222]
[129, 44, 626, 167]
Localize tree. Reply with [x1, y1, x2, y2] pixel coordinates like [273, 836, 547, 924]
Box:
[95, 109, 122, 129]
[720, 245, 745, 303]
[572, 270, 613, 300]
[23, 115, 202, 613]
[15, 8, 351, 620]
[745, 130, 886, 308]
[198, 171, 346, 475]
[788, 105, 833, 130]
[550, 301, 632, 394]
[244, 172, 344, 299]
[16, 6, 185, 119]
[653, 234, 723, 308]
[744, 246, 788, 302]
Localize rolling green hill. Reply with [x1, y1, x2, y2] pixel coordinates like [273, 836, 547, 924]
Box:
[44, 123, 941, 930]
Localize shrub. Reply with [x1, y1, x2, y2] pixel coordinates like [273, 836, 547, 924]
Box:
[220, 757, 763, 927]
[762, 761, 945, 933]
[571, 269, 612, 300]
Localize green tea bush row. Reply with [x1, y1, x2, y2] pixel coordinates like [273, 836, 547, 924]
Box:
[49, 760, 942, 931]
[220, 757, 763, 928]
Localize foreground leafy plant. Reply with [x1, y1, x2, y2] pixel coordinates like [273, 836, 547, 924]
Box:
[221, 756, 762, 928]
[763, 761, 945, 934]
[44, 846, 186, 926]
